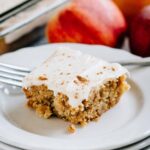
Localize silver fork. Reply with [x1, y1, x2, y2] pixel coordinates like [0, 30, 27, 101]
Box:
[0, 63, 30, 87]
[0, 59, 150, 87]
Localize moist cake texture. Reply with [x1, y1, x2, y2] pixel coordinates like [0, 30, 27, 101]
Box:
[23, 47, 130, 125]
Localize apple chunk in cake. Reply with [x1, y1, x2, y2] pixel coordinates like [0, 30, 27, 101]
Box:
[22, 47, 130, 125]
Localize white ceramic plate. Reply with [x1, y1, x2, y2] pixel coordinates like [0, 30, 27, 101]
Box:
[0, 43, 150, 150]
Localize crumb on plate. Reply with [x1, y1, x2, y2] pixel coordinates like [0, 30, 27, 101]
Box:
[67, 124, 76, 133]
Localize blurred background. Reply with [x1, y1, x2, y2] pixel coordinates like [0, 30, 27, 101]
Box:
[0, 0, 150, 56]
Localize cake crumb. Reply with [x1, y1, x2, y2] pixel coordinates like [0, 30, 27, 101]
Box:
[76, 75, 89, 84]
[96, 72, 103, 75]
[61, 81, 64, 85]
[38, 75, 48, 81]
[67, 124, 76, 133]
[74, 93, 79, 99]
[73, 80, 78, 84]
[80, 122, 87, 127]
[112, 67, 116, 71]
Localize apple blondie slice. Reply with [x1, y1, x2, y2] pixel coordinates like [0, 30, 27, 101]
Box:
[23, 47, 130, 126]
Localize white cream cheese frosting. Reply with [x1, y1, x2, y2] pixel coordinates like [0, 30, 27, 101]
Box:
[22, 47, 129, 107]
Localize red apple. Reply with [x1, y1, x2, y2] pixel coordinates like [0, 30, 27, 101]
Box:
[46, 0, 127, 48]
[129, 6, 150, 57]
[113, 0, 150, 25]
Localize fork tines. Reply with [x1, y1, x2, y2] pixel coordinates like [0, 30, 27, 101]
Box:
[0, 63, 31, 87]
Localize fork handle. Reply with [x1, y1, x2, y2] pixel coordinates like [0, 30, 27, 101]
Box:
[117, 60, 150, 66]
